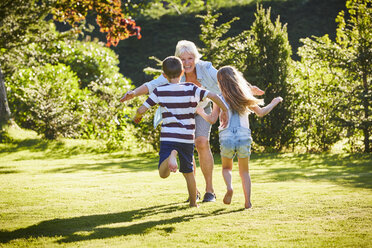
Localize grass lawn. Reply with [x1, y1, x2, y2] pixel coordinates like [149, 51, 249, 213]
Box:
[0, 129, 371, 247]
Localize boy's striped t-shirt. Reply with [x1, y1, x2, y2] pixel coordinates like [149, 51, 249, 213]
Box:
[143, 83, 209, 144]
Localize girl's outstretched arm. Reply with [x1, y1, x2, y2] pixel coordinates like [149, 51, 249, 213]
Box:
[250, 85, 265, 96]
[250, 97, 283, 117]
[206, 92, 229, 128]
[196, 103, 220, 125]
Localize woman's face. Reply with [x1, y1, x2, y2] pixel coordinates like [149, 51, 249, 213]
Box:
[179, 52, 196, 74]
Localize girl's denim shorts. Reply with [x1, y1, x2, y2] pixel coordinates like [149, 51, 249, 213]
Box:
[219, 127, 252, 159]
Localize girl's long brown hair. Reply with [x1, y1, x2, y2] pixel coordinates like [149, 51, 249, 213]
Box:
[217, 66, 263, 115]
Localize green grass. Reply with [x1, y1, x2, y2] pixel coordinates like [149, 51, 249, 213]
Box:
[0, 129, 371, 247]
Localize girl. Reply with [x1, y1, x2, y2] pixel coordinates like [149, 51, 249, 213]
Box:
[196, 66, 283, 209]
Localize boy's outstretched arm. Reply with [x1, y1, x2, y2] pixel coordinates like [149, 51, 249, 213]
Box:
[120, 84, 149, 102]
[133, 105, 148, 124]
[251, 97, 283, 117]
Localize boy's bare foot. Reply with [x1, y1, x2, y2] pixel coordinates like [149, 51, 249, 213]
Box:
[168, 150, 178, 172]
[189, 203, 199, 208]
[245, 202, 252, 209]
[223, 189, 233, 205]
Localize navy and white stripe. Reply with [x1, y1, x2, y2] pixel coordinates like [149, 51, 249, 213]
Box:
[143, 83, 209, 143]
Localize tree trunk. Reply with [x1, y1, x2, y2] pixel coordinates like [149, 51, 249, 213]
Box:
[362, 72, 370, 153]
[0, 67, 11, 129]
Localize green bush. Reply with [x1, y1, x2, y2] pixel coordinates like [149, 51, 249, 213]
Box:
[61, 40, 140, 151]
[9, 63, 84, 139]
[59, 41, 125, 89]
[6, 38, 141, 150]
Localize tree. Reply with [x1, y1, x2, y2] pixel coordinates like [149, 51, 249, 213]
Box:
[198, 5, 294, 152]
[198, 10, 248, 70]
[292, 51, 344, 152]
[299, 0, 371, 152]
[0, 0, 141, 128]
[245, 5, 293, 150]
[51, 0, 141, 46]
[0, 69, 11, 129]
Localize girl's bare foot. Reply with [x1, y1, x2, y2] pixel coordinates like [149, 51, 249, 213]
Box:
[168, 150, 178, 172]
[245, 202, 252, 209]
[223, 188, 233, 205]
[189, 203, 199, 208]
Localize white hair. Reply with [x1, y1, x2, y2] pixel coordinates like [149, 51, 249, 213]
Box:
[174, 40, 202, 62]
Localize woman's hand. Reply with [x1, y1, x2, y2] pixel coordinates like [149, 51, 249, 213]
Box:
[120, 90, 135, 102]
[250, 86, 265, 96]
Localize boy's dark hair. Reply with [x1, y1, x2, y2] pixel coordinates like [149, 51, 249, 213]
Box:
[162, 56, 183, 79]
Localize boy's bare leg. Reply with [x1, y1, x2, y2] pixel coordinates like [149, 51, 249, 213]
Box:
[159, 150, 178, 178]
[238, 157, 252, 209]
[183, 172, 198, 207]
[221, 157, 234, 204]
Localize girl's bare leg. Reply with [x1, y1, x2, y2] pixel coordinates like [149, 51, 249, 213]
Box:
[238, 157, 252, 209]
[221, 156, 234, 204]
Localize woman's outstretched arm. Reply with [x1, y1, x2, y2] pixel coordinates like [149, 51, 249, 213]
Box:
[120, 84, 149, 102]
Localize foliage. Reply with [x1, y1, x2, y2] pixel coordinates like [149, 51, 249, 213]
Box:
[59, 40, 128, 88]
[245, 5, 294, 151]
[0, 0, 56, 51]
[132, 97, 162, 152]
[9, 63, 83, 139]
[198, 5, 294, 152]
[5, 36, 139, 149]
[291, 56, 344, 152]
[0, 0, 140, 73]
[0, 0, 142, 139]
[298, 0, 371, 153]
[143, 56, 163, 78]
[198, 11, 249, 70]
[0, 0, 144, 149]
[51, 0, 141, 46]
[113, 0, 346, 85]
[138, 0, 205, 18]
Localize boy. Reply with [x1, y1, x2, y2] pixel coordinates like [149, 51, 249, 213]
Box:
[133, 56, 228, 207]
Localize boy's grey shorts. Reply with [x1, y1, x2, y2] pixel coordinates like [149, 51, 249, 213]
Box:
[195, 103, 212, 139]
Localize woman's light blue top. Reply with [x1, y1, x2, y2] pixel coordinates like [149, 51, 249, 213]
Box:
[145, 60, 221, 94]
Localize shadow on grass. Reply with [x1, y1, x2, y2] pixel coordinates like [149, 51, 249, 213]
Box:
[0, 138, 102, 158]
[252, 153, 372, 189]
[0, 166, 19, 174]
[1, 137, 157, 166]
[44, 155, 159, 173]
[0, 203, 242, 244]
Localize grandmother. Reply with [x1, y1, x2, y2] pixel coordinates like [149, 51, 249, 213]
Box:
[120, 40, 263, 202]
